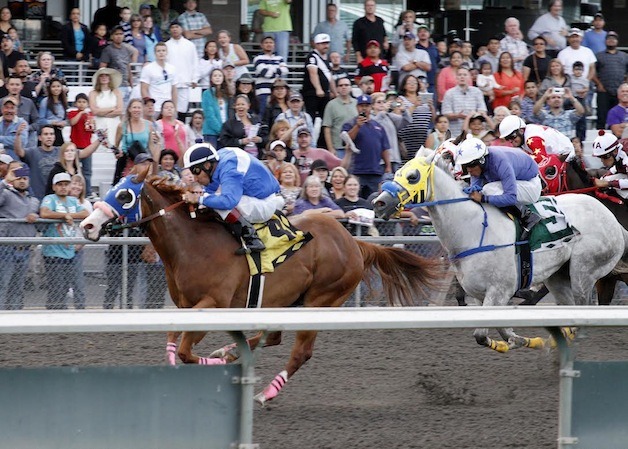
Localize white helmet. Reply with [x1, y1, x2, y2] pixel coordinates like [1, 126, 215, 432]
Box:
[592, 129, 621, 157]
[499, 115, 526, 140]
[183, 143, 219, 169]
[456, 135, 488, 166]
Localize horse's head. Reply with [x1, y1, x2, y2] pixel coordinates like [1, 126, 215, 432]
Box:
[373, 157, 434, 220]
[80, 165, 150, 241]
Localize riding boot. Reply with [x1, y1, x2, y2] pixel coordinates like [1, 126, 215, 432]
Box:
[518, 205, 542, 241]
[516, 285, 550, 306]
[225, 211, 265, 255]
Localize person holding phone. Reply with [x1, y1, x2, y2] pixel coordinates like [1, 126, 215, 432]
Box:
[531, 86, 584, 138]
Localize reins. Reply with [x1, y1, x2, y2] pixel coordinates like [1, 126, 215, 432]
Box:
[111, 200, 186, 231]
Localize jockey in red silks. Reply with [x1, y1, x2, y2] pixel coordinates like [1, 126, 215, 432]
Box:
[591, 130, 628, 193]
[499, 115, 575, 164]
[181, 143, 285, 254]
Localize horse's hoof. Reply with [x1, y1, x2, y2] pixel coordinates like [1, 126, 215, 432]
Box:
[210, 343, 237, 359]
[254, 392, 268, 407]
[508, 336, 527, 349]
[166, 352, 177, 366]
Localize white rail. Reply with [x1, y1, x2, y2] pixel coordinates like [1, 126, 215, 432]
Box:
[1, 307, 628, 334]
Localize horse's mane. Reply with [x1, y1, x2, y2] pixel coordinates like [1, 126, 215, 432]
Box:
[146, 175, 190, 194]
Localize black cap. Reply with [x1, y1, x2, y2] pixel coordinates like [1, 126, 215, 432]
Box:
[310, 159, 329, 172]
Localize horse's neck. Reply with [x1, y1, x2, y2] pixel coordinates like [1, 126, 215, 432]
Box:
[427, 168, 506, 253]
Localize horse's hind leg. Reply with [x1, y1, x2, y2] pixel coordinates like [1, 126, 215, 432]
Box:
[166, 331, 181, 365]
[254, 330, 318, 406]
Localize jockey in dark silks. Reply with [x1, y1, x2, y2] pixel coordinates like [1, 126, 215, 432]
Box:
[181, 143, 285, 254]
[456, 135, 543, 241]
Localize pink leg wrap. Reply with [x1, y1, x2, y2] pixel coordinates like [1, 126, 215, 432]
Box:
[198, 357, 227, 365]
[166, 342, 177, 366]
[261, 370, 288, 402]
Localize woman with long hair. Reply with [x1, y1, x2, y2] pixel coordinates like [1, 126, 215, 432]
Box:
[217, 29, 250, 80]
[492, 51, 524, 110]
[436, 51, 470, 103]
[89, 67, 123, 147]
[130, 14, 147, 64]
[278, 163, 301, 215]
[262, 78, 290, 127]
[424, 115, 451, 150]
[201, 68, 230, 147]
[539, 58, 571, 95]
[113, 98, 158, 182]
[156, 100, 188, 159]
[198, 40, 222, 89]
[60, 8, 90, 62]
[291, 175, 344, 218]
[153, 0, 179, 39]
[186, 109, 205, 146]
[142, 15, 161, 63]
[45, 142, 89, 195]
[398, 75, 434, 159]
[335, 175, 373, 234]
[38, 79, 68, 146]
[232, 74, 260, 115]
[0, 7, 13, 34]
[218, 94, 268, 158]
[329, 166, 349, 200]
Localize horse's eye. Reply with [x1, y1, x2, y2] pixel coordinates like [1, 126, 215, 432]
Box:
[115, 189, 136, 209]
[406, 169, 421, 185]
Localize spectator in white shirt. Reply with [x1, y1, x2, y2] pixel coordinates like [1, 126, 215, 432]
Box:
[527, 0, 568, 51]
[558, 28, 597, 79]
[165, 21, 199, 121]
[140, 42, 177, 115]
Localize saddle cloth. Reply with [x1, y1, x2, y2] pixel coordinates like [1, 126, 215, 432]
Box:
[245, 212, 313, 276]
[527, 196, 579, 252]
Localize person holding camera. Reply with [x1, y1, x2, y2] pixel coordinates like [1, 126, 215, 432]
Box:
[370, 92, 410, 173]
[341, 94, 392, 199]
[532, 86, 584, 138]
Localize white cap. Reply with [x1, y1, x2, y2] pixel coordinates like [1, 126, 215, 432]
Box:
[314, 33, 331, 44]
[0, 154, 13, 164]
[270, 140, 287, 151]
[52, 172, 72, 184]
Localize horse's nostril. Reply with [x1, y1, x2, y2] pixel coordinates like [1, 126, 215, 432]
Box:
[84, 223, 93, 230]
[374, 201, 385, 208]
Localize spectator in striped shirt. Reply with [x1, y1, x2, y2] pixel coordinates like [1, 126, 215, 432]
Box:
[119, 7, 133, 45]
[440, 67, 487, 138]
[499, 17, 529, 71]
[253, 35, 288, 116]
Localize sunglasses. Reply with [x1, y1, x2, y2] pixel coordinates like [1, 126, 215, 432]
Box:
[192, 190, 204, 194]
[461, 160, 482, 170]
[163, 69, 168, 81]
[190, 166, 203, 175]
[504, 133, 518, 142]
[600, 153, 614, 160]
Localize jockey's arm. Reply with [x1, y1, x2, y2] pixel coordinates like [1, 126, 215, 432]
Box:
[199, 168, 244, 211]
[525, 135, 548, 164]
[481, 162, 518, 208]
[596, 177, 628, 190]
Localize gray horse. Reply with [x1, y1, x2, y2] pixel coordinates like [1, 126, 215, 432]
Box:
[374, 154, 628, 352]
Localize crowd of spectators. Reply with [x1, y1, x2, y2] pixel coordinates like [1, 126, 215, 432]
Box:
[0, 0, 627, 309]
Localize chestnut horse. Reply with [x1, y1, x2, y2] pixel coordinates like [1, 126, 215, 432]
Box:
[81, 173, 444, 405]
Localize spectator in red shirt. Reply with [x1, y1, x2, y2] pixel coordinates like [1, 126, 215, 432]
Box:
[67, 93, 95, 192]
[356, 40, 390, 93]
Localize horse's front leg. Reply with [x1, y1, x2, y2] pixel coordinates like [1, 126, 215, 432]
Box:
[166, 331, 181, 365]
[254, 330, 318, 406]
[178, 331, 227, 365]
[209, 331, 283, 361]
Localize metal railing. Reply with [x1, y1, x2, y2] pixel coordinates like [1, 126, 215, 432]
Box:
[0, 218, 443, 311]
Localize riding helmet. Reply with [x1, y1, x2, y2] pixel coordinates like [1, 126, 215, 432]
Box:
[183, 143, 219, 169]
[592, 129, 621, 157]
[499, 115, 526, 140]
[456, 134, 488, 166]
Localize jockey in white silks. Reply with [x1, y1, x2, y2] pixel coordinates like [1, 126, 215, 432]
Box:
[181, 143, 285, 254]
[591, 130, 628, 198]
[456, 135, 543, 240]
[499, 115, 575, 164]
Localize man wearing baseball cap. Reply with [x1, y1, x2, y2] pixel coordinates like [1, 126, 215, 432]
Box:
[393, 31, 431, 85]
[583, 12, 607, 54]
[592, 31, 627, 130]
[558, 27, 597, 79]
[351, 0, 388, 64]
[302, 33, 337, 127]
[341, 94, 392, 199]
[39, 171, 89, 310]
[292, 126, 348, 184]
[0, 164, 39, 310]
[356, 40, 390, 93]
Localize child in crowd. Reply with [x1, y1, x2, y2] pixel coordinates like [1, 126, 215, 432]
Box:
[508, 99, 522, 117]
[570, 61, 589, 141]
[67, 93, 95, 194]
[276, 92, 314, 149]
[7, 27, 22, 52]
[475, 61, 502, 112]
[88, 24, 108, 69]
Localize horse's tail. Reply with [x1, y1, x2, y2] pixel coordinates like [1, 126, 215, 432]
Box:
[356, 240, 446, 306]
[622, 228, 628, 262]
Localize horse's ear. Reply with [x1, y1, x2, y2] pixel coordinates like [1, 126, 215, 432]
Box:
[134, 164, 152, 183]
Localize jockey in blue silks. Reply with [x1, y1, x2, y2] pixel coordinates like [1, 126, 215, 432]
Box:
[181, 143, 285, 254]
[456, 135, 543, 240]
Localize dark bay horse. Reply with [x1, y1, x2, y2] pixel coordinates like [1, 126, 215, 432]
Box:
[81, 174, 444, 405]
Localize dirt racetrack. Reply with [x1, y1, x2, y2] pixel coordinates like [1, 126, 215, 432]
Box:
[1, 325, 627, 448]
